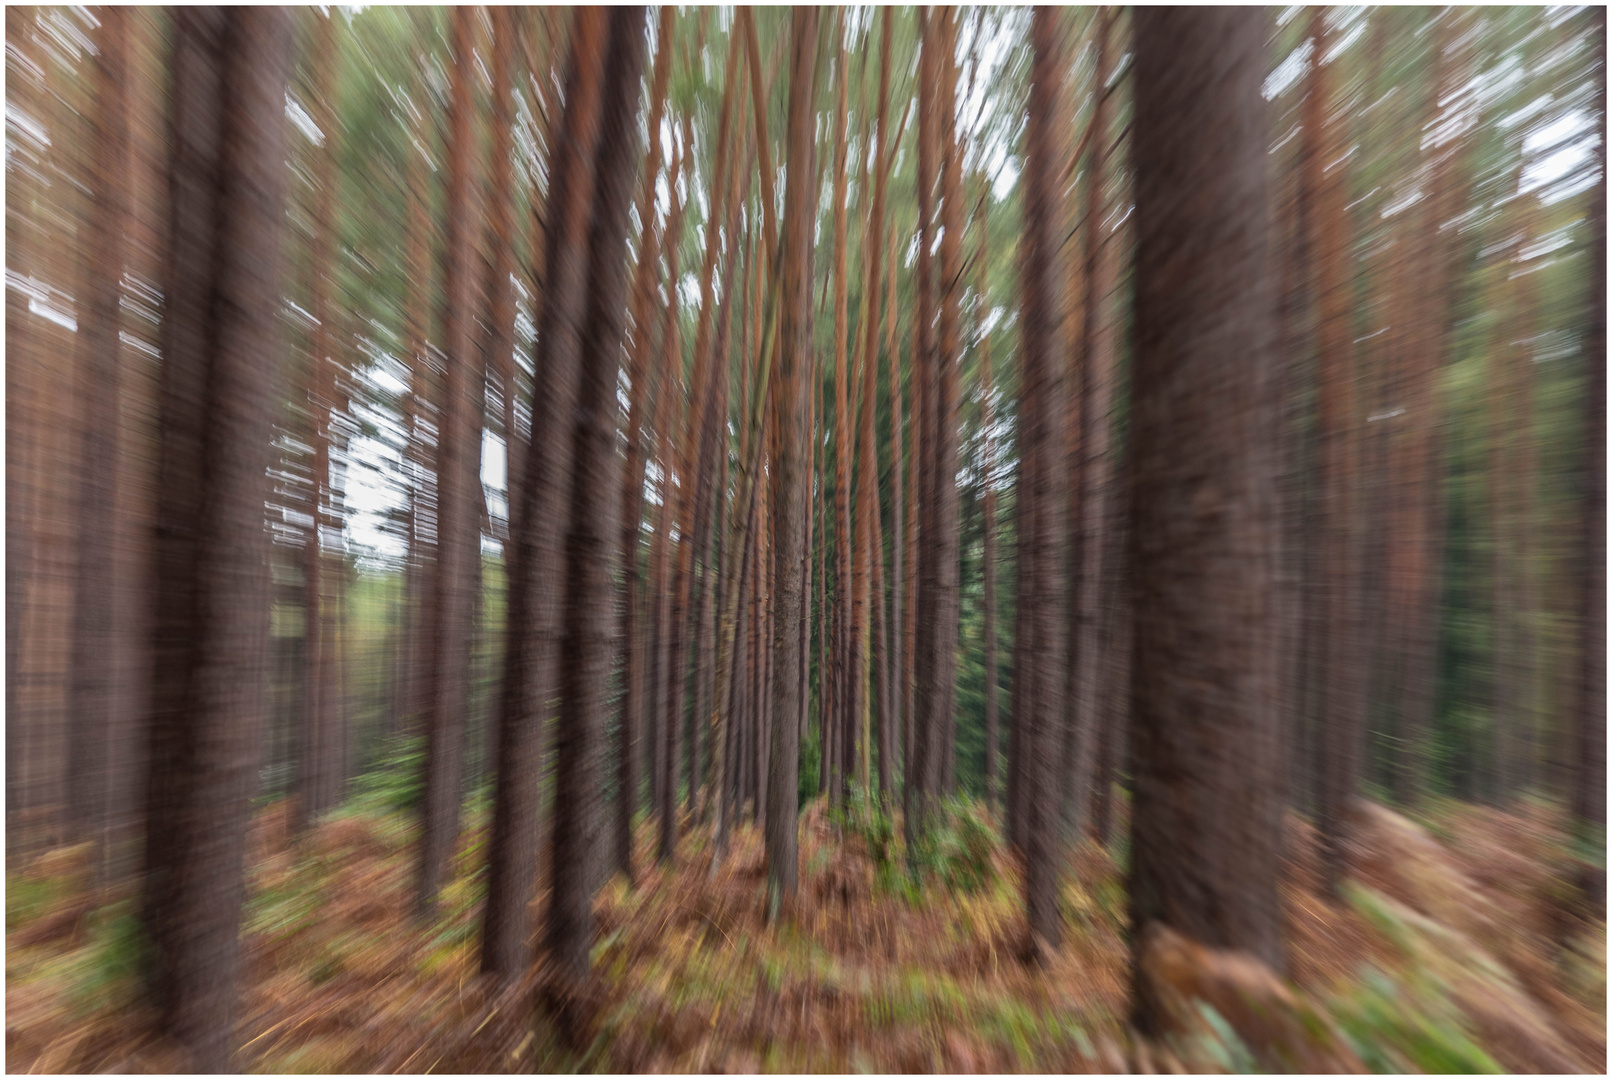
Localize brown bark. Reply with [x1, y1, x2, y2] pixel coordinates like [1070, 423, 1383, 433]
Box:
[906, 7, 938, 851]
[614, 6, 676, 886]
[291, 10, 338, 840]
[830, 43, 853, 808]
[664, 24, 744, 861]
[1061, 9, 1119, 840]
[480, 6, 607, 977]
[1306, 8, 1366, 899]
[765, 5, 817, 918]
[546, 5, 645, 1004]
[1571, 5, 1606, 868]
[66, 5, 130, 864]
[978, 203, 1000, 812]
[1128, 6, 1284, 1011]
[1020, 5, 1071, 953]
[929, 6, 962, 801]
[140, 10, 291, 1068]
[415, 5, 484, 918]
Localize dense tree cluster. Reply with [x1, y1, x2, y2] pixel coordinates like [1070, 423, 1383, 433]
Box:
[6, 5, 1604, 1069]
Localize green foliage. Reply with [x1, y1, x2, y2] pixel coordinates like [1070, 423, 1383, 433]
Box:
[349, 733, 425, 815]
[893, 795, 999, 898]
[799, 726, 821, 808]
[69, 905, 149, 1016]
[1330, 967, 1502, 1074]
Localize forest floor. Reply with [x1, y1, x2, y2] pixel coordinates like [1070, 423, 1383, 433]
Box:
[5, 791, 1606, 1073]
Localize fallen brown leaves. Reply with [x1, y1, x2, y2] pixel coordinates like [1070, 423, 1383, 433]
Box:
[5, 794, 1605, 1073]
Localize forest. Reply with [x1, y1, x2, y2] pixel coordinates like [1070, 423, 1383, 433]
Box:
[4, 4, 1607, 1074]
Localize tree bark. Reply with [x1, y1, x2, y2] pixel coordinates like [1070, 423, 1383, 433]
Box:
[140, 10, 291, 1068]
[765, 5, 818, 919]
[546, 4, 645, 1004]
[1019, 5, 1071, 953]
[480, 6, 607, 978]
[66, 5, 130, 867]
[1128, 7, 1285, 1013]
[1305, 9, 1367, 900]
[415, 5, 486, 919]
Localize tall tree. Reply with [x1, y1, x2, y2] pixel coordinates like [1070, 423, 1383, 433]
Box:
[978, 196, 1000, 812]
[614, 4, 676, 888]
[765, 4, 818, 919]
[1571, 4, 1606, 895]
[906, 7, 938, 851]
[415, 5, 484, 918]
[1018, 4, 1071, 954]
[292, 9, 340, 839]
[1305, 8, 1367, 899]
[140, 9, 292, 1069]
[65, 5, 130, 865]
[830, 38, 853, 807]
[546, 2, 646, 1008]
[1061, 7, 1120, 839]
[1128, 7, 1285, 1019]
[481, 6, 608, 980]
[928, 6, 964, 800]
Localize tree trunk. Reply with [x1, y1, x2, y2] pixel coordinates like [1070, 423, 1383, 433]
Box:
[1019, 5, 1071, 954]
[546, 4, 645, 1007]
[1061, 9, 1119, 841]
[930, 7, 963, 802]
[979, 210, 1000, 813]
[1128, 7, 1285, 1014]
[906, 8, 938, 852]
[614, 8, 675, 883]
[415, 5, 485, 919]
[140, 10, 291, 1069]
[1305, 9, 1367, 900]
[765, 5, 818, 919]
[480, 6, 607, 978]
[66, 5, 130, 868]
[1571, 5, 1606, 885]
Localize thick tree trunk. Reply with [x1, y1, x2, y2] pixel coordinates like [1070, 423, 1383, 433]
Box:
[480, 7, 607, 978]
[1128, 7, 1285, 1014]
[140, 10, 291, 1069]
[546, 5, 645, 1006]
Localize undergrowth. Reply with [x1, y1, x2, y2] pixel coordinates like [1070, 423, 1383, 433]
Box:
[5, 791, 1605, 1073]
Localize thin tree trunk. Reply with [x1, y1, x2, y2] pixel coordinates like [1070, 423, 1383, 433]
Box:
[930, 7, 963, 802]
[416, 5, 485, 919]
[765, 5, 818, 918]
[1305, 8, 1366, 899]
[66, 5, 130, 867]
[1571, 5, 1606, 888]
[979, 209, 1000, 813]
[906, 7, 937, 853]
[615, 9, 676, 883]
[1062, 9, 1118, 840]
[1020, 5, 1071, 954]
[140, 11, 291, 1068]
